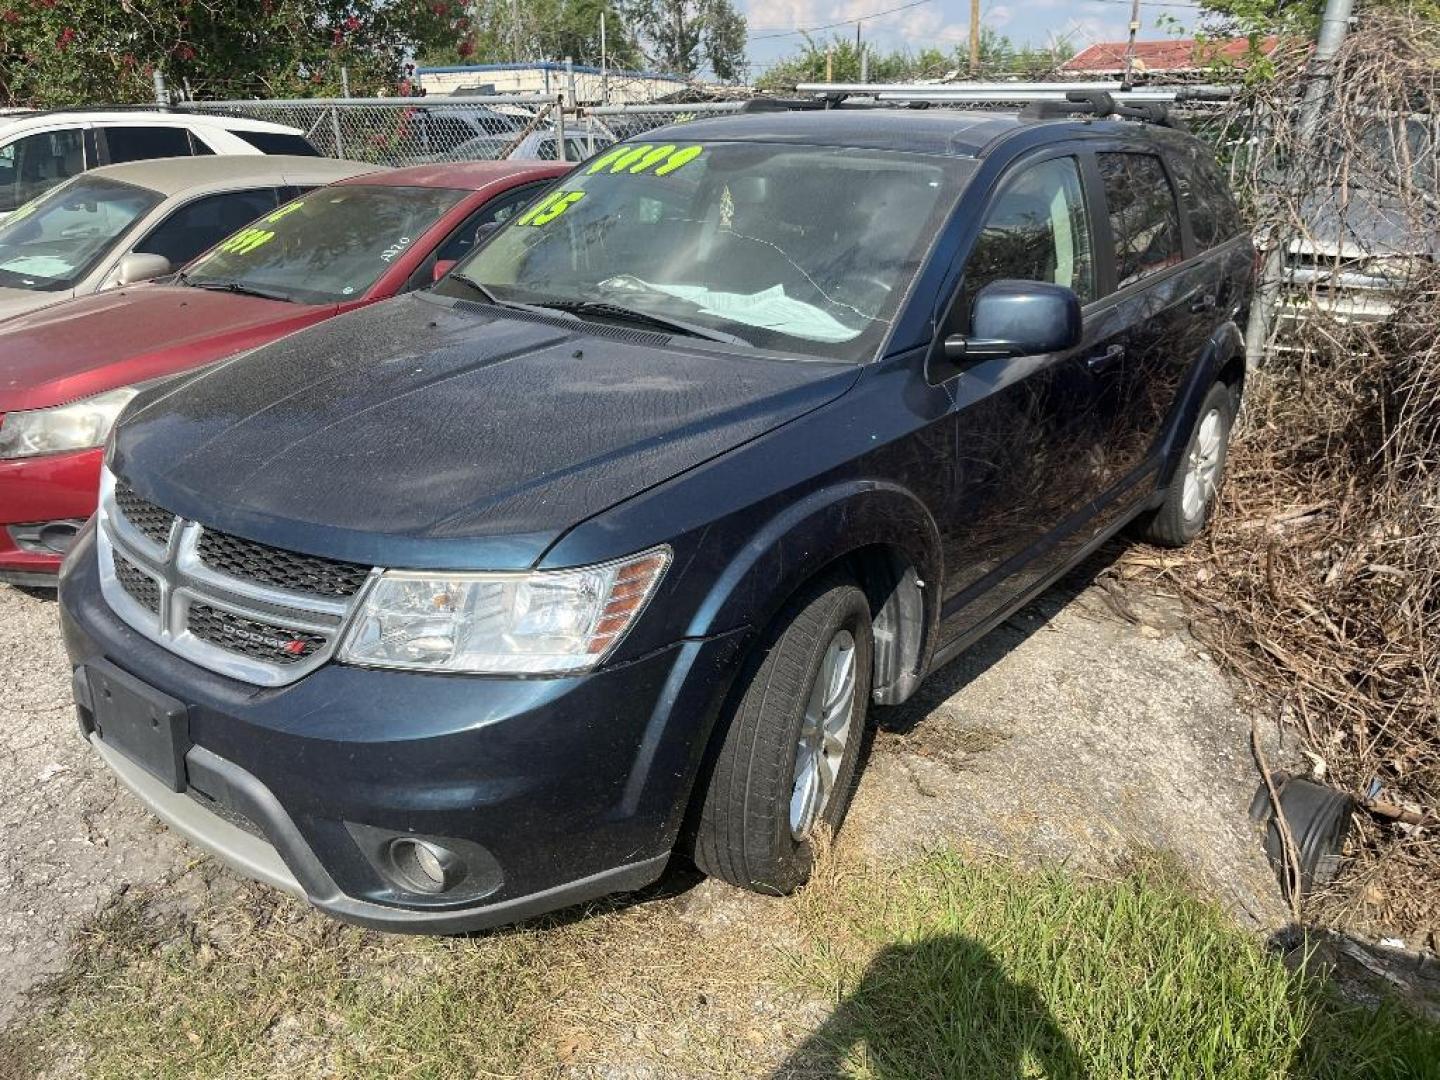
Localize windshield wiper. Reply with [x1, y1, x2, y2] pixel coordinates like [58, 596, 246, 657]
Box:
[447, 273, 584, 320]
[537, 299, 749, 345]
[181, 275, 294, 303]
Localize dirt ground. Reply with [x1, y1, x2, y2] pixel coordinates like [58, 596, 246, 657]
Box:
[0, 551, 1292, 1033]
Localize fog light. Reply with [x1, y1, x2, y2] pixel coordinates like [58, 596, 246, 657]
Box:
[388, 837, 462, 894]
[9, 519, 85, 555]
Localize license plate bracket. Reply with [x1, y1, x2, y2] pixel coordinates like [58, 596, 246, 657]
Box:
[84, 661, 190, 791]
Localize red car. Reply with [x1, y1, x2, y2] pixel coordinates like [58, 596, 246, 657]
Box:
[0, 160, 569, 585]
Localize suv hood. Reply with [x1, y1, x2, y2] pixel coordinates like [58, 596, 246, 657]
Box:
[112, 293, 859, 570]
[0, 285, 332, 412]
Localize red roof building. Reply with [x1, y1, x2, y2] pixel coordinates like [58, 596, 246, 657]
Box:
[1060, 36, 1279, 76]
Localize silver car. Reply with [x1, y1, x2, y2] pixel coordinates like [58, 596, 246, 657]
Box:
[0, 155, 376, 322]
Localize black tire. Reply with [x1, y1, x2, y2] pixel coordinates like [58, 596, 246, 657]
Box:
[1133, 380, 1236, 547]
[691, 577, 874, 895]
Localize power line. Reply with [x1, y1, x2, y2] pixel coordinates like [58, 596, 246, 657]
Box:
[747, 0, 937, 41]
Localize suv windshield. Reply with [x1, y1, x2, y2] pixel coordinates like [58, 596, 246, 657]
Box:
[451, 141, 970, 360]
[182, 184, 467, 304]
[0, 175, 161, 291]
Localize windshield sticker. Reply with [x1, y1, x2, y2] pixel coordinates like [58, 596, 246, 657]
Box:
[216, 227, 275, 255]
[265, 201, 305, 224]
[517, 190, 585, 226]
[583, 143, 703, 178]
[380, 236, 413, 262]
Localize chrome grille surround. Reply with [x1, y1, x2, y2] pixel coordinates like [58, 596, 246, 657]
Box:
[96, 467, 380, 688]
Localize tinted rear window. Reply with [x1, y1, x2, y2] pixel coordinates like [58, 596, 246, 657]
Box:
[104, 126, 193, 164]
[232, 131, 320, 156]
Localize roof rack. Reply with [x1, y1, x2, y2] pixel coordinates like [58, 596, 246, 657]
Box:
[1018, 89, 1183, 128]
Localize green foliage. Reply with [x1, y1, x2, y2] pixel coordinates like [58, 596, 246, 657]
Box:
[789, 852, 1440, 1079]
[422, 0, 643, 71]
[623, 0, 748, 80]
[756, 29, 1072, 91]
[0, 0, 469, 105]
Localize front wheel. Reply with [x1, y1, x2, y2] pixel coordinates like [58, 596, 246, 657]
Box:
[1134, 380, 1236, 547]
[691, 578, 873, 894]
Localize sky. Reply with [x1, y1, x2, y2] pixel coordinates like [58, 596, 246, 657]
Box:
[739, 0, 1211, 76]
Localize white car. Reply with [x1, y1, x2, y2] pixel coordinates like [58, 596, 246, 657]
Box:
[0, 110, 318, 220]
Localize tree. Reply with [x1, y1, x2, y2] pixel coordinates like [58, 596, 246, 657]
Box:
[0, 1, 470, 106]
[621, 0, 748, 80]
[754, 30, 1071, 91]
[422, 0, 642, 70]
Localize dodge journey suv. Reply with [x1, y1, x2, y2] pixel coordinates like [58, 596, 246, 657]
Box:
[59, 102, 1253, 932]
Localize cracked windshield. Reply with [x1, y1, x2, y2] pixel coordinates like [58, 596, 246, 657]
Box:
[453, 142, 969, 359]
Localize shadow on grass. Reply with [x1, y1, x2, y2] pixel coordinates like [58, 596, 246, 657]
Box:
[775, 934, 1087, 1080]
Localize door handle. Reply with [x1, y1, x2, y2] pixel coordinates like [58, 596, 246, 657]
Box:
[1086, 343, 1125, 371]
[1189, 292, 1218, 313]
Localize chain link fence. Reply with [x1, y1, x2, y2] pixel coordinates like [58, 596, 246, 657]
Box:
[180, 96, 751, 166]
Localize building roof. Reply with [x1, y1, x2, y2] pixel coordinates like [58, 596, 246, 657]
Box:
[1061, 36, 1279, 74]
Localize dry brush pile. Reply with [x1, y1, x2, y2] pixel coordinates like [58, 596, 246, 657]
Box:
[1138, 14, 1440, 940]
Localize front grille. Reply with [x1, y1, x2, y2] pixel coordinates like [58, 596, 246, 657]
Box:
[114, 482, 175, 548]
[196, 529, 371, 598]
[114, 554, 161, 613]
[186, 603, 326, 664]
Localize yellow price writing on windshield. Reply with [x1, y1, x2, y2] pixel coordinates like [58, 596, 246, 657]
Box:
[516, 190, 585, 226]
[217, 227, 275, 255]
[585, 144, 703, 177]
[265, 201, 305, 224]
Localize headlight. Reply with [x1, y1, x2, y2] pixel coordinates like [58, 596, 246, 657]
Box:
[0, 386, 141, 459]
[338, 547, 670, 674]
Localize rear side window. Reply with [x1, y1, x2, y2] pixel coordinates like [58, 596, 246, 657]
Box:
[0, 128, 87, 213]
[104, 126, 193, 164]
[963, 155, 1095, 308]
[134, 188, 280, 266]
[1167, 145, 1243, 250]
[231, 131, 320, 156]
[1097, 152, 1183, 288]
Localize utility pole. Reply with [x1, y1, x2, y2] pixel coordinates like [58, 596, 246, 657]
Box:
[1121, 0, 1141, 89]
[968, 0, 980, 76]
[826, 45, 834, 83]
[855, 21, 864, 83]
[1244, 0, 1356, 367]
[600, 9, 608, 105]
[510, 0, 520, 63]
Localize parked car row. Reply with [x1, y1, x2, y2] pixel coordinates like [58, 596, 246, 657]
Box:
[4, 102, 1254, 934]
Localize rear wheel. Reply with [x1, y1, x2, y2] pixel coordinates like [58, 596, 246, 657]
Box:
[1134, 380, 1235, 547]
[692, 578, 873, 894]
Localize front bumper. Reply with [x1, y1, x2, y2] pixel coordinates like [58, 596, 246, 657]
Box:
[0, 445, 100, 581]
[60, 527, 748, 932]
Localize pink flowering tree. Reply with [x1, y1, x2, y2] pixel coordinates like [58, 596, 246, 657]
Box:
[0, 0, 469, 105]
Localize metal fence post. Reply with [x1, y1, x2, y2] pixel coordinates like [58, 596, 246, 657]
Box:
[329, 105, 346, 159]
[555, 94, 568, 161]
[153, 70, 169, 107]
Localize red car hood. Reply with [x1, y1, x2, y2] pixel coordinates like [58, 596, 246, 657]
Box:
[0, 285, 340, 413]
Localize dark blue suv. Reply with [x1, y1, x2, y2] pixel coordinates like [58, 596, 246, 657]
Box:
[58, 107, 1253, 931]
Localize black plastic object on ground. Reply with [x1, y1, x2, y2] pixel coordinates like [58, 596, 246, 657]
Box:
[1249, 773, 1354, 898]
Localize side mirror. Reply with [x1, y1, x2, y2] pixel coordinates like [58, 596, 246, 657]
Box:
[938, 280, 1083, 369]
[115, 252, 172, 286]
[432, 258, 458, 283]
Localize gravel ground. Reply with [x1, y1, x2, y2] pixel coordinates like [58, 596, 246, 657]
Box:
[0, 555, 1289, 1030]
[0, 586, 190, 1028]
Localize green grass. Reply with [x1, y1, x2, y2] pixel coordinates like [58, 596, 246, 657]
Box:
[784, 851, 1440, 1079]
[2, 851, 1437, 1079]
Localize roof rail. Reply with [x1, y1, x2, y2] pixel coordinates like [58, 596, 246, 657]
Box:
[793, 81, 1234, 106]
